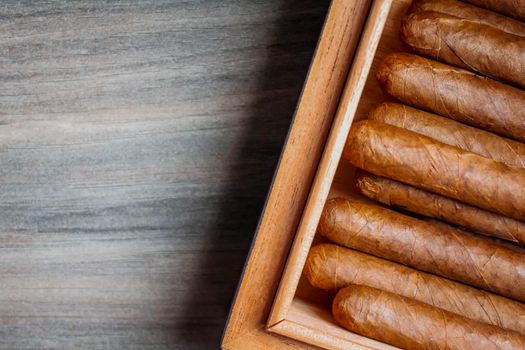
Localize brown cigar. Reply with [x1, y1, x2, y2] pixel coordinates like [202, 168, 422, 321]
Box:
[318, 198, 525, 301]
[376, 53, 525, 142]
[305, 244, 525, 334]
[410, 0, 525, 36]
[462, 0, 525, 21]
[401, 12, 525, 88]
[344, 120, 525, 221]
[367, 103, 525, 169]
[333, 285, 525, 350]
[355, 172, 525, 246]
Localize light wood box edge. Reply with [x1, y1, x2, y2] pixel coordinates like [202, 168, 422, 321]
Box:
[221, 0, 373, 349]
[267, 1, 399, 349]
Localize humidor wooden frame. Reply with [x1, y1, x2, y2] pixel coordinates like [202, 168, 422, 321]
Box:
[223, 0, 409, 349]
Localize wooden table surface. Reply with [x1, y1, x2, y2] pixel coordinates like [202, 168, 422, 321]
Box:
[0, 1, 329, 349]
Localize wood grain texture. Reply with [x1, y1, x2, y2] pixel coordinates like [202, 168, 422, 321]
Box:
[268, 0, 391, 328]
[0, 1, 330, 349]
[223, 0, 373, 348]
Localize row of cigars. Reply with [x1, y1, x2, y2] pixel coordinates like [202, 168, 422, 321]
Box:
[304, 0, 525, 349]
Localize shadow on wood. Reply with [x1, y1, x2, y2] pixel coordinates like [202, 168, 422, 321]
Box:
[174, 0, 330, 347]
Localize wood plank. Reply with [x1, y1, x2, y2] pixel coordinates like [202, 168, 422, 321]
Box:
[0, 1, 330, 349]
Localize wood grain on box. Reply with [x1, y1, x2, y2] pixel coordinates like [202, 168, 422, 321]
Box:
[266, 1, 397, 349]
[269, 0, 392, 324]
[222, 1, 372, 349]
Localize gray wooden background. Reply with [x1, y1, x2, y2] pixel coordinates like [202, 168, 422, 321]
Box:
[0, 1, 329, 349]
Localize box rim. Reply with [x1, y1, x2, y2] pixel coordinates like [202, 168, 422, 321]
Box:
[267, 0, 393, 327]
[221, 0, 372, 348]
[221, 0, 336, 343]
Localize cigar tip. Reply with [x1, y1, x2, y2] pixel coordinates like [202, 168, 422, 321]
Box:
[318, 199, 339, 237]
[305, 244, 339, 291]
[355, 171, 371, 190]
[376, 53, 407, 89]
[333, 285, 369, 327]
[401, 12, 433, 48]
[368, 102, 411, 126]
[355, 173, 387, 204]
[376, 53, 425, 91]
[304, 246, 320, 287]
[345, 120, 370, 162]
[348, 119, 370, 139]
[367, 102, 391, 122]
[332, 286, 351, 322]
[305, 245, 326, 278]
[400, 11, 415, 31]
[402, 11, 459, 52]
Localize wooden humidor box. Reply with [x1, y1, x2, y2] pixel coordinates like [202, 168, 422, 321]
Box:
[223, 0, 411, 348]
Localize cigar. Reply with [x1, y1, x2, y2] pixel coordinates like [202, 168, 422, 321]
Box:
[410, 0, 525, 37]
[344, 120, 525, 221]
[355, 172, 525, 246]
[401, 12, 525, 88]
[333, 285, 525, 350]
[318, 198, 525, 301]
[305, 244, 525, 334]
[462, 0, 525, 21]
[367, 103, 525, 169]
[376, 53, 525, 142]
